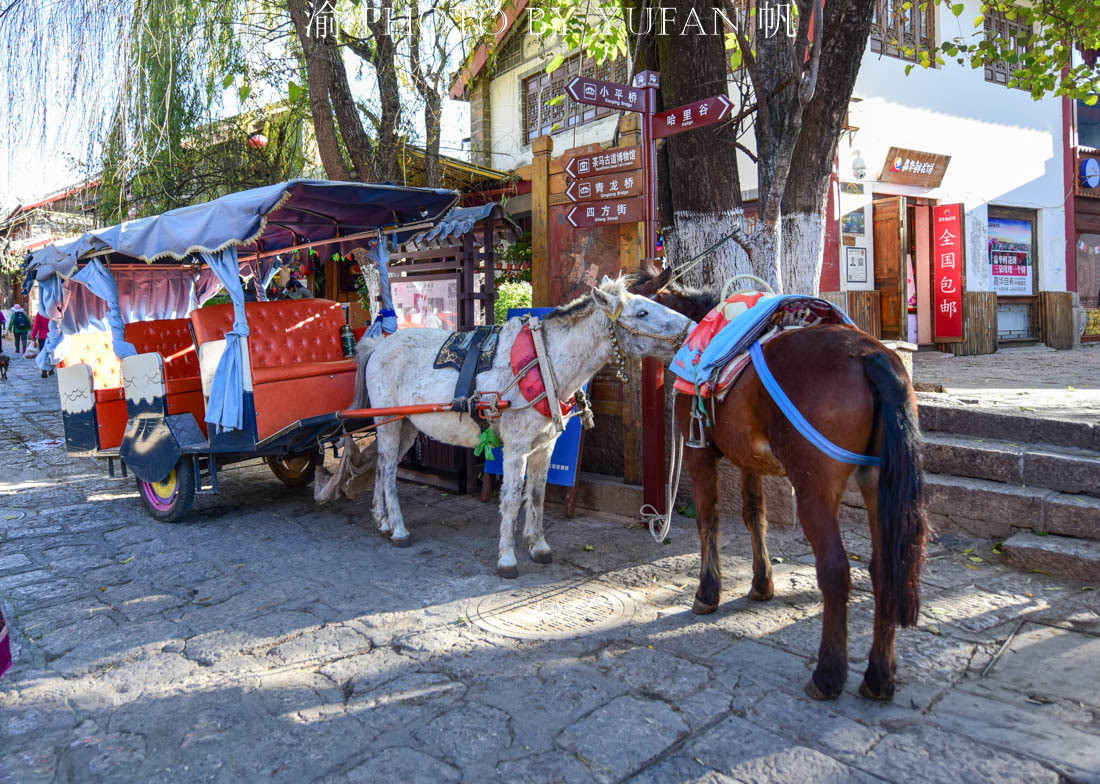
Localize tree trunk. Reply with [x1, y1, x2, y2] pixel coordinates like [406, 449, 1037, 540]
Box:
[655, 0, 751, 290]
[325, 40, 376, 181]
[286, 0, 351, 181]
[422, 89, 442, 187]
[780, 0, 877, 295]
[367, 0, 402, 183]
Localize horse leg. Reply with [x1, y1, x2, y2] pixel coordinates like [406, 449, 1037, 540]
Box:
[371, 420, 401, 537]
[741, 471, 774, 601]
[496, 444, 529, 579]
[686, 445, 723, 615]
[799, 489, 851, 701]
[384, 422, 420, 547]
[523, 442, 555, 564]
[856, 466, 897, 700]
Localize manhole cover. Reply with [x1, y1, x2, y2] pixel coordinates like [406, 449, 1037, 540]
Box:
[0, 509, 29, 523]
[467, 580, 635, 640]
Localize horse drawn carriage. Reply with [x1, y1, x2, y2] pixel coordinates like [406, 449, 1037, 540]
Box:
[23, 179, 460, 521]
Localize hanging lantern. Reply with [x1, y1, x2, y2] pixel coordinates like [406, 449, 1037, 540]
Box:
[249, 133, 269, 149]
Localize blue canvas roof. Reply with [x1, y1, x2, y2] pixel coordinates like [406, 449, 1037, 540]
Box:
[25, 179, 459, 283]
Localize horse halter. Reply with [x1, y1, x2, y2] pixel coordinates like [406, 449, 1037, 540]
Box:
[603, 294, 692, 383]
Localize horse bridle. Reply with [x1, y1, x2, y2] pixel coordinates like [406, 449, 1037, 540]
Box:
[604, 294, 692, 383]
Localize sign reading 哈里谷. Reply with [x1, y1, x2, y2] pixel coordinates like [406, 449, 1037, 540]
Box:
[564, 146, 642, 179]
[565, 197, 643, 228]
[565, 173, 643, 202]
[879, 146, 951, 188]
[566, 76, 648, 113]
[932, 203, 964, 342]
[653, 94, 732, 139]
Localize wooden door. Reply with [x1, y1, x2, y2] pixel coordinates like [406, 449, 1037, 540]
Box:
[873, 196, 907, 339]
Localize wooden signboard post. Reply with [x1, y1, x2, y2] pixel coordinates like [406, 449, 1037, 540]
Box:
[565, 69, 734, 516]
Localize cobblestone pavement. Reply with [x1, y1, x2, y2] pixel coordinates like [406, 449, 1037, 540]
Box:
[913, 343, 1100, 422]
[2, 351, 1099, 784]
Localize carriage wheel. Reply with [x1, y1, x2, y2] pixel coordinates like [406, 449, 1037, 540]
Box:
[267, 448, 322, 488]
[137, 459, 196, 523]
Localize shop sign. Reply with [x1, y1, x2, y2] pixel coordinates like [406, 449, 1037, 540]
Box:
[989, 217, 1034, 295]
[1077, 153, 1100, 198]
[932, 203, 964, 341]
[878, 146, 950, 188]
[564, 145, 641, 179]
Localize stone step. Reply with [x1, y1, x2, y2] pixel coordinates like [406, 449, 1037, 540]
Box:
[923, 432, 1100, 499]
[1002, 532, 1100, 583]
[840, 473, 1100, 541]
[917, 400, 1099, 452]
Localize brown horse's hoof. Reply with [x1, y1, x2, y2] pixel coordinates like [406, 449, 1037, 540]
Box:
[859, 679, 895, 702]
[530, 550, 553, 565]
[497, 564, 519, 579]
[804, 676, 841, 701]
[390, 535, 412, 548]
[691, 597, 719, 615]
[747, 584, 774, 602]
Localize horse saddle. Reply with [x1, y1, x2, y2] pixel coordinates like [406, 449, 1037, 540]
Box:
[671, 293, 853, 399]
[434, 325, 502, 426]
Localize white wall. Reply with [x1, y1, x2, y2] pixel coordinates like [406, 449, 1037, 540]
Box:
[836, 0, 1065, 293]
[488, 50, 622, 172]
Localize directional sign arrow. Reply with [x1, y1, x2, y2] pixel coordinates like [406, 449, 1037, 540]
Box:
[564, 145, 642, 180]
[566, 76, 647, 113]
[566, 197, 644, 228]
[653, 94, 733, 140]
[565, 173, 644, 202]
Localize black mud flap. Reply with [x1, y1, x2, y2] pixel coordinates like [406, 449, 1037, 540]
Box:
[121, 414, 207, 483]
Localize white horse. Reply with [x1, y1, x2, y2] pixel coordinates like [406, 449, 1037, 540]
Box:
[353, 276, 695, 578]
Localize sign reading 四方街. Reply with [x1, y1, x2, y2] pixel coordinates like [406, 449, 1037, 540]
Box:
[878, 146, 951, 188]
[932, 203, 965, 342]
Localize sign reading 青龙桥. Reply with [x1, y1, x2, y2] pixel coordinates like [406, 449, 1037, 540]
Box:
[564, 146, 641, 179]
[565, 172, 643, 202]
[932, 204, 964, 342]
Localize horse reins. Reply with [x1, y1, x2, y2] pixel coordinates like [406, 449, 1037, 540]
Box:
[605, 295, 693, 383]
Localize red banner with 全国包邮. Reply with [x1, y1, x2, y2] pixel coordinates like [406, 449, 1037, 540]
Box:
[932, 204, 965, 341]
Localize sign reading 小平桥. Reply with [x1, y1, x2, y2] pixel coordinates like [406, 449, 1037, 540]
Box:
[879, 146, 951, 188]
[932, 204, 964, 341]
[988, 216, 1034, 296]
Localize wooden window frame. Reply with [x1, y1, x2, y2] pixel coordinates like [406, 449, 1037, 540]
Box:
[983, 9, 1032, 88]
[869, 0, 935, 63]
[522, 54, 629, 145]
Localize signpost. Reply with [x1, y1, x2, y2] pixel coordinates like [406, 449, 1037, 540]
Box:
[565, 173, 643, 202]
[564, 67, 733, 516]
[653, 94, 732, 139]
[566, 197, 644, 228]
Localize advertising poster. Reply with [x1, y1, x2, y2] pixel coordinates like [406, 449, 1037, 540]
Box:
[932, 204, 965, 341]
[988, 217, 1034, 295]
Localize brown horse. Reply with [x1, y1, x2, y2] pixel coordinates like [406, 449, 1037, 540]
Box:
[632, 267, 928, 701]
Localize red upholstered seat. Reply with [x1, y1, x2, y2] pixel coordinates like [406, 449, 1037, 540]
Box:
[124, 318, 199, 387]
[190, 300, 355, 440]
[58, 332, 126, 449]
[251, 359, 357, 385]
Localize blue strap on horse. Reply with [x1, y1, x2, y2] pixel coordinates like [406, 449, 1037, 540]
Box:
[749, 341, 882, 467]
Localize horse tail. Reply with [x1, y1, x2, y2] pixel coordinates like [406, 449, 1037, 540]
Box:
[862, 350, 927, 629]
[351, 334, 382, 410]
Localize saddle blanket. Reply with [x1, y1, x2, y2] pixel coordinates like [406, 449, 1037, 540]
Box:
[433, 325, 501, 374]
[511, 323, 574, 418]
[671, 292, 854, 398]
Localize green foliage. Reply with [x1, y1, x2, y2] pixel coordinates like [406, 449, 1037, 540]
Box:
[524, 0, 628, 67]
[927, 0, 1100, 100]
[494, 280, 532, 323]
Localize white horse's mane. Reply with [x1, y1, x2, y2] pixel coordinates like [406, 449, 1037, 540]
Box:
[547, 275, 631, 322]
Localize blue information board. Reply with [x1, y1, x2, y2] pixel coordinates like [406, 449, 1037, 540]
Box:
[483, 307, 585, 488]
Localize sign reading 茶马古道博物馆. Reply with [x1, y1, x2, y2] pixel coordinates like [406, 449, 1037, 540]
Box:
[932, 204, 965, 341]
[564, 146, 642, 180]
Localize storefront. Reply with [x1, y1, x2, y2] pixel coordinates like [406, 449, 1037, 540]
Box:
[1074, 149, 1100, 342]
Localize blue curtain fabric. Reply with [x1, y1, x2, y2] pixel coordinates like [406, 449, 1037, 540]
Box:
[201, 247, 251, 432]
[34, 275, 70, 370]
[365, 237, 397, 338]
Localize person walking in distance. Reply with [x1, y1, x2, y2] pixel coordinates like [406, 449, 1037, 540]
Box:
[0, 308, 6, 351]
[8, 304, 30, 355]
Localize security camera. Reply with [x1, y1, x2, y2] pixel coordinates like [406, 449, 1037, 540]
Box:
[852, 152, 868, 181]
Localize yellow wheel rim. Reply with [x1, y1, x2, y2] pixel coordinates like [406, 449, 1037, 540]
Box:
[150, 468, 178, 501]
